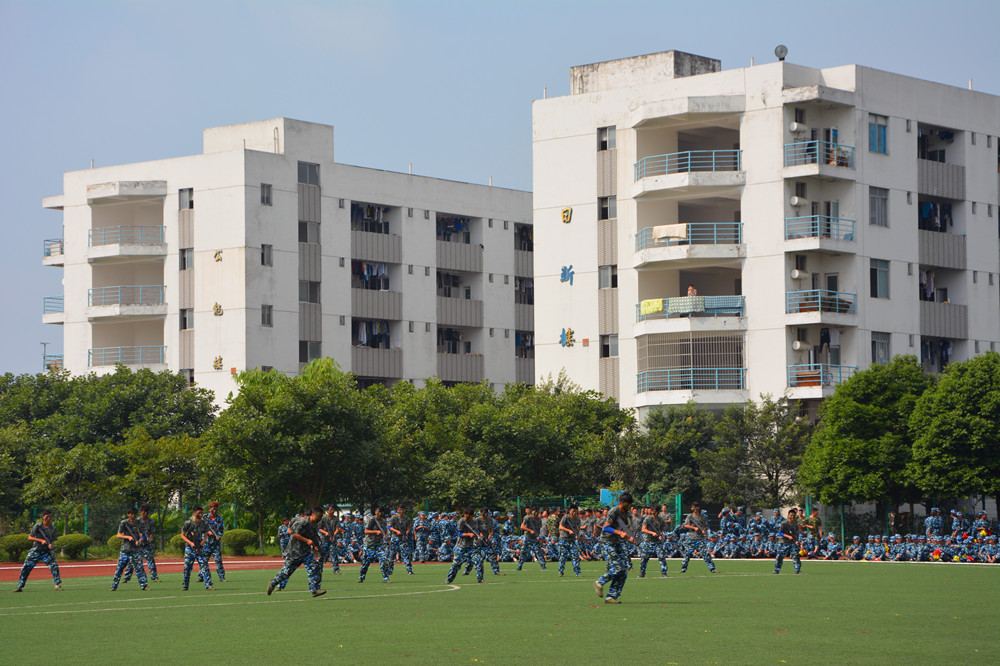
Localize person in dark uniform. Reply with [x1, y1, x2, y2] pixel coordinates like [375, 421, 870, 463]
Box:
[266, 507, 326, 597]
[594, 492, 634, 604]
[773, 508, 802, 574]
[14, 509, 62, 592]
[680, 502, 717, 574]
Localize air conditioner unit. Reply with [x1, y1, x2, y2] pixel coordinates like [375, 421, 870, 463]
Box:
[789, 121, 808, 134]
[791, 340, 808, 351]
[790, 269, 811, 280]
[789, 196, 809, 207]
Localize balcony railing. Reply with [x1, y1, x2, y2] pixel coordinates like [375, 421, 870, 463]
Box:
[634, 149, 742, 181]
[43, 354, 64, 371]
[637, 367, 746, 392]
[784, 216, 856, 241]
[88, 285, 165, 307]
[89, 346, 165, 367]
[635, 223, 742, 251]
[43, 296, 64, 314]
[785, 289, 856, 315]
[787, 363, 857, 388]
[43, 238, 64, 256]
[784, 141, 854, 168]
[89, 226, 166, 246]
[637, 295, 744, 321]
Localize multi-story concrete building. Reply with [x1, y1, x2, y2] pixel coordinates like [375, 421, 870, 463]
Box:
[533, 50, 1000, 420]
[42, 118, 534, 402]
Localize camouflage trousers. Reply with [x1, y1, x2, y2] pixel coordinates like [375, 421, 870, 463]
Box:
[557, 540, 581, 576]
[319, 541, 341, 572]
[386, 536, 413, 574]
[18, 549, 61, 588]
[112, 551, 148, 590]
[517, 538, 548, 570]
[681, 538, 716, 572]
[358, 545, 390, 582]
[271, 552, 322, 593]
[639, 540, 668, 576]
[123, 544, 158, 582]
[774, 543, 801, 573]
[201, 540, 226, 580]
[447, 546, 483, 583]
[182, 546, 213, 589]
[597, 541, 629, 599]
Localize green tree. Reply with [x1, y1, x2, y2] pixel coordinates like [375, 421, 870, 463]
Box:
[641, 402, 717, 500]
[22, 441, 113, 532]
[800, 355, 932, 507]
[699, 394, 810, 509]
[908, 351, 1000, 506]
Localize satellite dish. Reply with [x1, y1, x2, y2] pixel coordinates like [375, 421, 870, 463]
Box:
[775, 45, 788, 61]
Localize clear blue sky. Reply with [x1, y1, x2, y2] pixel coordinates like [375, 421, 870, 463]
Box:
[2, 0, 998, 375]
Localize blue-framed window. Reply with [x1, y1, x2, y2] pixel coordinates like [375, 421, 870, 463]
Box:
[869, 114, 888, 154]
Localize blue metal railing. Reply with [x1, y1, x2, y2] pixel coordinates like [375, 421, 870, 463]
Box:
[784, 216, 856, 241]
[43, 296, 64, 314]
[787, 364, 857, 388]
[786, 289, 856, 315]
[637, 367, 746, 392]
[635, 223, 742, 251]
[637, 295, 745, 322]
[89, 346, 166, 367]
[43, 238, 64, 257]
[784, 141, 855, 168]
[88, 285, 165, 307]
[634, 149, 742, 181]
[43, 355, 64, 371]
[89, 226, 166, 246]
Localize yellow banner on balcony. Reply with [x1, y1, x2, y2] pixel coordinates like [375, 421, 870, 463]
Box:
[640, 299, 663, 316]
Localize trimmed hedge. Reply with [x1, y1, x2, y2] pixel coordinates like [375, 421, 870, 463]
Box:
[106, 534, 124, 552]
[221, 529, 257, 555]
[58, 533, 93, 560]
[1, 534, 31, 562]
[169, 534, 187, 554]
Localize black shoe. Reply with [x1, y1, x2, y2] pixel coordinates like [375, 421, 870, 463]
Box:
[266, 581, 274, 596]
[13, 586, 23, 593]
[312, 590, 326, 597]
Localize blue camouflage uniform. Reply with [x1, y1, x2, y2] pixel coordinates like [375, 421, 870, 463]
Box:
[924, 509, 943, 537]
[773, 517, 801, 574]
[517, 513, 548, 570]
[277, 521, 292, 555]
[200, 511, 226, 582]
[111, 517, 149, 591]
[413, 512, 431, 562]
[122, 514, 158, 583]
[15, 520, 62, 591]
[680, 511, 716, 573]
[181, 517, 213, 590]
[595, 505, 632, 601]
[638, 514, 668, 577]
[557, 512, 583, 577]
[386, 512, 414, 575]
[268, 515, 323, 594]
[358, 514, 391, 582]
[446, 516, 485, 583]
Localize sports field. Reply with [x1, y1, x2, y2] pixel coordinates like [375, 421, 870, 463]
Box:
[2, 559, 997, 664]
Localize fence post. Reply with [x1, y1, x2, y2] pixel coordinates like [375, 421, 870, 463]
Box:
[675, 493, 682, 527]
[232, 502, 237, 530]
[840, 501, 845, 546]
[84, 504, 89, 560]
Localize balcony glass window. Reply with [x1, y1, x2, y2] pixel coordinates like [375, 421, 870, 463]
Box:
[298, 221, 320, 244]
[598, 196, 617, 220]
[299, 340, 321, 363]
[868, 114, 888, 154]
[179, 308, 193, 330]
[297, 162, 320, 186]
[600, 334, 619, 358]
[597, 126, 616, 151]
[598, 265, 618, 289]
[179, 248, 193, 271]
[871, 331, 891, 364]
[299, 280, 321, 303]
[870, 259, 889, 299]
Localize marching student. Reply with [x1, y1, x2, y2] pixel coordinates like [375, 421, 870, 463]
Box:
[111, 506, 149, 591]
[123, 503, 159, 584]
[594, 492, 634, 604]
[358, 506, 392, 583]
[180, 506, 214, 591]
[446, 508, 484, 584]
[774, 508, 802, 574]
[14, 509, 62, 593]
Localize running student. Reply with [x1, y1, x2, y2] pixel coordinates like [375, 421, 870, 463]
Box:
[180, 506, 214, 591]
[267, 507, 326, 597]
[14, 509, 62, 592]
[774, 508, 802, 575]
[446, 508, 484, 584]
[680, 502, 717, 574]
[111, 506, 149, 591]
[594, 492, 634, 604]
[557, 504, 582, 577]
[358, 506, 391, 583]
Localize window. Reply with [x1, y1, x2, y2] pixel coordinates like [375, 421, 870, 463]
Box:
[975, 341, 980, 353]
[870, 259, 889, 298]
[869, 114, 888, 154]
[298, 280, 320, 303]
[261, 305, 273, 327]
[503, 220, 509, 230]
[298, 221, 320, 243]
[424, 266, 430, 277]
[338, 198, 345, 209]
[339, 315, 345, 325]
[794, 254, 807, 271]
[909, 334, 915, 347]
[297, 162, 320, 186]
[600, 334, 619, 358]
[794, 181, 807, 198]
[179, 248, 193, 270]
[260, 183, 272, 206]
[971, 132, 976, 146]
[597, 126, 616, 151]
[598, 196, 617, 220]
[504, 329, 510, 338]
[869, 187, 889, 226]
[990, 273, 995, 286]
[973, 271, 978, 284]
[488, 273, 494, 283]
[407, 207, 413, 218]
[299, 340, 321, 363]
[179, 308, 193, 330]
[261, 366, 273, 373]
[261, 244, 273, 266]
[504, 275, 509, 285]
[598, 265, 618, 289]
[425, 322, 430, 332]
[178, 188, 194, 210]
[409, 321, 414, 332]
[488, 219, 493, 228]
[181, 369, 194, 386]
[408, 264, 413, 274]
[872, 332, 891, 364]
[489, 328, 495, 337]
[971, 202, 977, 215]
[906, 191, 912, 205]
[794, 108, 806, 123]
[907, 262, 913, 276]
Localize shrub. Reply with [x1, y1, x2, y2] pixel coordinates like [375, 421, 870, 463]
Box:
[170, 534, 188, 554]
[221, 529, 257, 556]
[107, 534, 125, 553]
[58, 534, 94, 560]
[0, 534, 31, 562]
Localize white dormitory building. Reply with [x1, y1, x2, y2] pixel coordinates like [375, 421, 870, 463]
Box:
[41, 118, 534, 403]
[532, 50, 1000, 420]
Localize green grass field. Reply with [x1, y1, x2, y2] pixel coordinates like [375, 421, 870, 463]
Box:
[2, 560, 997, 664]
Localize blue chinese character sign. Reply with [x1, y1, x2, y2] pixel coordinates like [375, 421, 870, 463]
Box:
[559, 328, 575, 347]
[560, 265, 574, 285]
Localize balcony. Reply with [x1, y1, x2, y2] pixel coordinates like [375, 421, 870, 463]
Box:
[437, 353, 484, 383]
[437, 296, 484, 328]
[352, 347, 402, 379]
[917, 159, 965, 200]
[43, 355, 64, 372]
[636, 367, 746, 392]
[634, 223, 743, 268]
[785, 290, 857, 326]
[787, 363, 857, 389]
[88, 346, 166, 368]
[436, 240, 482, 273]
[784, 216, 855, 241]
[352, 289, 402, 320]
[351, 230, 402, 264]
[42, 296, 64, 325]
[86, 180, 167, 203]
[88, 226, 167, 262]
[920, 301, 968, 339]
[515, 357, 535, 385]
[784, 141, 855, 180]
[87, 285, 166, 320]
[632, 150, 744, 199]
[917, 229, 966, 270]
[638, 295, 744, 321]
[43, 239, 64, 266]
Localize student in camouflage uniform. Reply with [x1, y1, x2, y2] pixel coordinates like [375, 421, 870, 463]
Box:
[822, 534, 843, 560]
[446, 508, 485, 584]
[358, 506, 392, 583]
[746, 512, 768, 539]
[387, 505, 414, 575]
[277, 517, 292, 555]
[950, 510, 970, 538]
[200, 501, 227, 583]
[14, 509, 62, 592]
[266, 507, 326, 597]
[413, 511, 431, 562]
[475, 509, 503, 576]
[594, 492, 634, 604]
[773, 508, 802, 574]
[680, 502, 717, 574]
[123, 503, 159, 584]
[111, 506, 149, 591]
[865, 535, 887, 561]
[180, 506, 213, 591]
[557, 504, 583, 577]
[638, 507, 668, 578]
[517, 507, 548, 571]
[768, 509, 783, 534]
[319, 505, 342, 574]
[924, 508, 943, 537]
